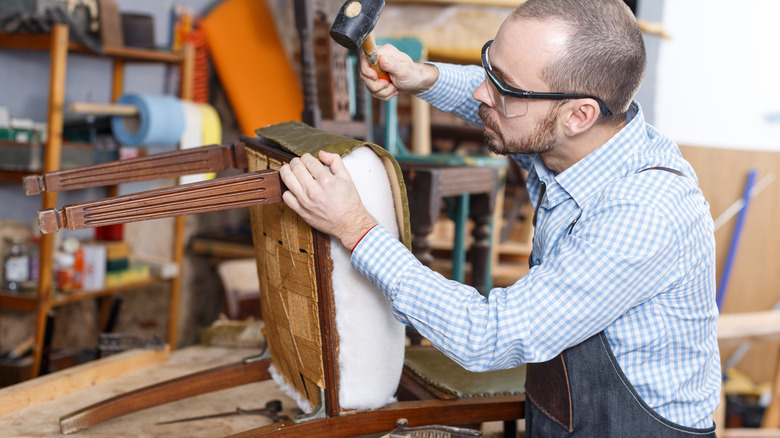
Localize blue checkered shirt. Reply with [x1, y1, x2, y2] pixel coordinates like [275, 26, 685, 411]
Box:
[352, 63, 721, 428]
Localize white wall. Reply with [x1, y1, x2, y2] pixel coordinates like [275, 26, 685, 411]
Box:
[655, 0, 780, 151]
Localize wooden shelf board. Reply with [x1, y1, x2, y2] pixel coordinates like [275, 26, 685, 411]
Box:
[50, 278, 170, 307]
[0, 278, 170, 312]
[0, 292, 38, 312]
[0, 33, 184, 64]
[0, 170, 31, 184]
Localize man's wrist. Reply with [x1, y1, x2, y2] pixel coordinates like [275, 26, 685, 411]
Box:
[350, 224, 378, 251]
[342, 216, 379, 251]
[414, 63, 440, 94]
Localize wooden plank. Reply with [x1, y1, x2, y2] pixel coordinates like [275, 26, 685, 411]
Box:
[0, 346, 280, 438]
[718, 311, 780, 347]
[0, 347, 170, 417]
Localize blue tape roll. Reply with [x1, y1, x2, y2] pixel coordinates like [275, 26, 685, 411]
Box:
[111, 94, 186, 146]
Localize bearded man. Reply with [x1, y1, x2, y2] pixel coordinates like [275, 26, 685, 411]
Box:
[280, 0, 720, 435]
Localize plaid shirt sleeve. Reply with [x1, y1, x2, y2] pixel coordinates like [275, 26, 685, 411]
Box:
[416, 62, 485, 126]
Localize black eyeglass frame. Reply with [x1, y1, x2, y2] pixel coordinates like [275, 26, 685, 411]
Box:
[481, 40, 613, 117]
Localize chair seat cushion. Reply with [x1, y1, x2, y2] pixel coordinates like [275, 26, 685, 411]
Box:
[404, 347, 526, 398]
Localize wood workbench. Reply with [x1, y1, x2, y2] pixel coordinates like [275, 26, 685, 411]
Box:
[0, 346, 299, 437]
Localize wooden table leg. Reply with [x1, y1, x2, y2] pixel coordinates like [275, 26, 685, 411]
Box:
[470, 191, 497, 292]
[404, 169, 441, 268]
[401, 164, 498, 294]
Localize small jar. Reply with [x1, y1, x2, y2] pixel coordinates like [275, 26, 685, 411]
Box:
[3, 237, 30, 293]
[55, 252, 76, 293]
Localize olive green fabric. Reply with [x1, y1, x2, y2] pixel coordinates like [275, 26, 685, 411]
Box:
[404, 348, 526, 398]
[256, 121, 411, 250]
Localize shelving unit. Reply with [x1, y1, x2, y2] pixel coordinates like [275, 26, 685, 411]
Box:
[0, 25, 195, 378]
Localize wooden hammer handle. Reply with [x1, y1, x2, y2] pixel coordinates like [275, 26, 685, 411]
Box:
[361, 32, 390, 81]
[23, 143, 248, 195]
[38, 170, 282, 234]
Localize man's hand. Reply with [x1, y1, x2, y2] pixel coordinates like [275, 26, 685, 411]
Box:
[360, 43, 439, 101]
[280, 151, 378, 250]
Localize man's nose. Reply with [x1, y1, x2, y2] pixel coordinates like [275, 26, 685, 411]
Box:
[473, 80, 493, 107]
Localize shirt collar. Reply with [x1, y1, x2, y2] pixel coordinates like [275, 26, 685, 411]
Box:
[543, 101, 646, 209]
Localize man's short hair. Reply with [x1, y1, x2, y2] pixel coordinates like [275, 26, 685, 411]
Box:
[512, 0, 647, 123]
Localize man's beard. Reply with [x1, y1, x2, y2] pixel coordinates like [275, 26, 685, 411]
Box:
[478, 103, 560, 155]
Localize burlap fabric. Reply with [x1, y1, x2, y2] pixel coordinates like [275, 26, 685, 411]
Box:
[247, 121, 410, 410]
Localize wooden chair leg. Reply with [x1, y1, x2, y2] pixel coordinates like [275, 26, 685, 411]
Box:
[60, 358, 272, 435]
[225, 397, 525, 438]
[23, 142, 247, 195]
[38, 170, 282, 233]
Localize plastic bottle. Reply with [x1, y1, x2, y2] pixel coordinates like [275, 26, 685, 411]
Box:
[73, 245, 84, 290]
[60, 238, 81, 293]
[55, 252, 76, 293]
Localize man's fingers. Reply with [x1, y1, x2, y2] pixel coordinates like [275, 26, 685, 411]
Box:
[281, 190, 303, 213]
[360, 53, 379, 81]
[318, 150, 350, 179]
[359, 54, 397, 100]
[288, 156, 317, 185]
[279, 163, 304, 197]
[300, 153, 334, 182]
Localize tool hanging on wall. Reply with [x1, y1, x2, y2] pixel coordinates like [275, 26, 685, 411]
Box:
[715, 169, 763, 311]
[156, 400, 289, 425]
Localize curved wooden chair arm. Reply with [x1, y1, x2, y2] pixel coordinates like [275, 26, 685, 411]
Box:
[24, 142, 248, 195]
[60, 359, 272, 435]
[224, 396, 524, 438]
[39, 170, 282, 234]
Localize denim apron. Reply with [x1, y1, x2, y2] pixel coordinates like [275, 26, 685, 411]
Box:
[524, 332, 717, 437]
[525, 167, 716, 437]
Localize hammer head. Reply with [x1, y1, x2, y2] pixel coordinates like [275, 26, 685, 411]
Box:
[329, 0, 385, 50]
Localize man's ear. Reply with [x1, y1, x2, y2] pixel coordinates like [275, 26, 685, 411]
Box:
[562, 99, 600, 136]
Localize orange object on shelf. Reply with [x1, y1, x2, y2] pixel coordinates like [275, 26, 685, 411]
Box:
[201, 0, 303, 136]
[73, 245, 84, 290]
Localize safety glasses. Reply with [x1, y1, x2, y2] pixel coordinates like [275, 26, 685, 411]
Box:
[481, 40, 613, 118]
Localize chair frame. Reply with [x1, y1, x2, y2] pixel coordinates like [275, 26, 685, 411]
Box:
[35, 135, 524, 437]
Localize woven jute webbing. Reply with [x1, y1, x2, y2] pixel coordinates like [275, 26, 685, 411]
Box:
[247, 121, 410, 411]
[256, 121, 410, 249]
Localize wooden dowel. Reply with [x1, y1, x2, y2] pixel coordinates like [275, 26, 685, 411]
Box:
[67, 102, 138, 116]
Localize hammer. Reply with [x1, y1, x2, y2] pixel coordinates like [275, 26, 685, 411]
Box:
[330, 0, 390, 81]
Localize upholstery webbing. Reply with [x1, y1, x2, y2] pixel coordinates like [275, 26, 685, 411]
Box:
[256, 120, 410, 249]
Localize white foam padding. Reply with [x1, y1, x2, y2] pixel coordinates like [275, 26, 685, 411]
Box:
[330, 147, 406, 410]
[270, 364, 314, 414]
[272, 146, 405, 414]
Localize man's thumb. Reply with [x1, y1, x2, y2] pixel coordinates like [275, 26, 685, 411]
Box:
[319, 150, 348, 176]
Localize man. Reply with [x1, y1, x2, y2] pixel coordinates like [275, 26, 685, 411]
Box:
[279, 0, 720, 435]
